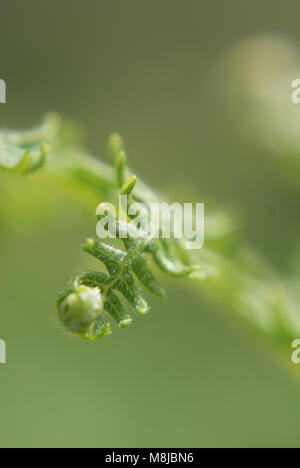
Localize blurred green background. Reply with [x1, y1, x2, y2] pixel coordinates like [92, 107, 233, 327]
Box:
[1, 0, 300, 447]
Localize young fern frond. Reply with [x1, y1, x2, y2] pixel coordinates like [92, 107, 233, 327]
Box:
[57, 148, 201, 340]
[1, 114, 300, 348]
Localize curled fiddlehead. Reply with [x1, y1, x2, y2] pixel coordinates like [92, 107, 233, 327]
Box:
[57, 145, 202, 340]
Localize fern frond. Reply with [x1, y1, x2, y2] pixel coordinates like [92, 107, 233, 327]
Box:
[57, 148, 202, 340]
[1, 114, 300, 347]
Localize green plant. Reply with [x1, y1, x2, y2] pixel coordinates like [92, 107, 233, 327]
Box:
[0, 114, 299, 346]
[56, 160, 201, 341]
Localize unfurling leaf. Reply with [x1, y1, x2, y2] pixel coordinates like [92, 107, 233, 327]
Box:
[57, 150, 201, 340]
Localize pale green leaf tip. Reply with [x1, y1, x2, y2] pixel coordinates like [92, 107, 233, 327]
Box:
[108, 132, 124, 162]
[137, 304, 151, 315]
[119, 317, 132, 328]
[115, 150, 127, 186]
[115, 150, 127, 168]
[83, 323, 112, 341]
[121, 175, 137, 196]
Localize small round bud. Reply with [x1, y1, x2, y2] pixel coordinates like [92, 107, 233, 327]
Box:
[58, 285, 105, 338]
[85, 238, 96, 249]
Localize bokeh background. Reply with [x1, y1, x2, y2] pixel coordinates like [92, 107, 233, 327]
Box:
[1, 0, 300, 447]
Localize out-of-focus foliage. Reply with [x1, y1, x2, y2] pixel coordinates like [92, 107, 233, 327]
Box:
[215, 36, 300, 180]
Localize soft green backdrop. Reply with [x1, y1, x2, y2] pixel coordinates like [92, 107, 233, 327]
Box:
[0, 0, 300, 447]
